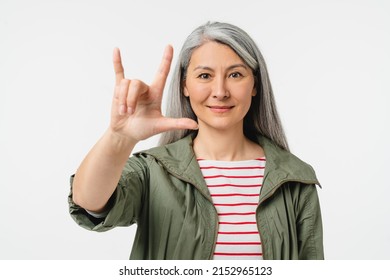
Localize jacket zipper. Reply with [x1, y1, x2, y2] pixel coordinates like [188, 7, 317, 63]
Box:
[255, 178, 320, 259]
[256, 182, 284, 260]
[151, 160, 219, 260]
[170, 172, 219, 260]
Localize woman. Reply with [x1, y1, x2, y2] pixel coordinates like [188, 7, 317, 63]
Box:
[69, 21, 324, 260]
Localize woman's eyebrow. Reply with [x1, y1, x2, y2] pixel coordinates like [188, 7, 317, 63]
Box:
[227, 64, 248, 70]
[193, 64, 248, 71]
[193, 66, 213, 71]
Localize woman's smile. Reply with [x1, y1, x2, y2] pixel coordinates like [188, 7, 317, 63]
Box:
[207, 105, 235, 113]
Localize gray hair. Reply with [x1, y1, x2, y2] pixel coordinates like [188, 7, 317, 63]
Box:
[159, 21, 289, 151]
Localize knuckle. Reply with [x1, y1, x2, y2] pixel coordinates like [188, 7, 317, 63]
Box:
[114, 85, 121, 99]
[118, 81, 130, 103]
[176, 119, 184, 128]
[130, 79, 143, 91]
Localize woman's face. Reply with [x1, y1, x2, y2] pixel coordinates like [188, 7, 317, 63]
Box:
[184, 41, 256, 133]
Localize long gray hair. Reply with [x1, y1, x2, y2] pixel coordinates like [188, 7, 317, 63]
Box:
[159, 21, 289, 151]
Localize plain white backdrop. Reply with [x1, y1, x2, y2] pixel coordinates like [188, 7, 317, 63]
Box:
[0, 0, 389, 259]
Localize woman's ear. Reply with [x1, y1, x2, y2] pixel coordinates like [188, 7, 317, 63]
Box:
[251, 87, 257, 97]
[184, 86, 190, 97]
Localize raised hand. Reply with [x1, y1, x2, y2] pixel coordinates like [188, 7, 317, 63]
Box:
[110, 46, 198, 143]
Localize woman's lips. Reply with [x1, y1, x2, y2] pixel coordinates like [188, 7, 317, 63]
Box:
[207, 105, 234, 113]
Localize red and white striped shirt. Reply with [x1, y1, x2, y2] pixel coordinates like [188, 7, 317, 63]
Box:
[197, 158, 266, 260]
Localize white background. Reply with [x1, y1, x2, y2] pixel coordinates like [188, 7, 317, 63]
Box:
[0, 0, 389, 259]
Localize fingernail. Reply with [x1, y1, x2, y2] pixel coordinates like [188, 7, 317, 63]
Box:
[127, 107, 133, 115]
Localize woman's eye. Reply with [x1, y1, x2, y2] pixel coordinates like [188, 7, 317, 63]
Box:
[230, 72, 242, 78]
[198, 73, 210, 79]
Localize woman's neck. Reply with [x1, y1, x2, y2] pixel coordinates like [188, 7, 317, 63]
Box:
[193, 127, 264, 161]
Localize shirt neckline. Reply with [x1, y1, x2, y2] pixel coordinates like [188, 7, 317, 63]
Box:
[197, 157, 266, 163]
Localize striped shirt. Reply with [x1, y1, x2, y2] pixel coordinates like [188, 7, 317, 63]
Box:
[197, 158, 266, 260]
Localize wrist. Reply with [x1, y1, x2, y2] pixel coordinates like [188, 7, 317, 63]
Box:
[104, 128, 138, 155]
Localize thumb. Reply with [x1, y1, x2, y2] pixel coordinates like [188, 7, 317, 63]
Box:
[154, 117, 198, 134]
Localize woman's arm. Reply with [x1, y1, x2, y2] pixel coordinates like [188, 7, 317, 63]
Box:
[72, 129, 137, 212]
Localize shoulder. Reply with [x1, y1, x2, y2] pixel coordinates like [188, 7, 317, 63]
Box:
[132, 135, 195, 174]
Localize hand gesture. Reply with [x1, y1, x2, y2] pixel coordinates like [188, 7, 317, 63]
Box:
[110, 46, 198, 142]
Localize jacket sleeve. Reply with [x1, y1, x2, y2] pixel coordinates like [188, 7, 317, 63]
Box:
[68, 154, 150, 232]
[296, 184, 324, 259]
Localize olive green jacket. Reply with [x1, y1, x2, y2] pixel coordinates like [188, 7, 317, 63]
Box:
[68, 134, 324, 260]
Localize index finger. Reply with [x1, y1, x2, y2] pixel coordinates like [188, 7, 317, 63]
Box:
[113, 47, 125, 85]
[152, 45, 173, 93]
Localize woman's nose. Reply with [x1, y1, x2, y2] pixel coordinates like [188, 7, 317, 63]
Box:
[212, 78, 230, 100]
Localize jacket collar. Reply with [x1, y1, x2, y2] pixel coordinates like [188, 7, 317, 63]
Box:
[255, 134, 321, 203]
[136, 134, 320, 202]
[136, 135, 210, 199]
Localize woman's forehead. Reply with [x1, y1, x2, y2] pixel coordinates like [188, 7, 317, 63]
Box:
[188, 41, 246, 70]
